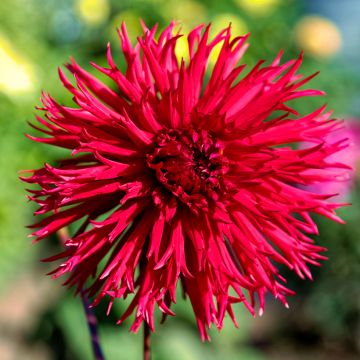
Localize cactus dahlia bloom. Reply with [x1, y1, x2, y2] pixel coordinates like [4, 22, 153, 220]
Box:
[23, 22, 347, 340]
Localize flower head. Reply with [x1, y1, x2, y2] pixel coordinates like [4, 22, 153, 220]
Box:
[23, 22, 348, 340]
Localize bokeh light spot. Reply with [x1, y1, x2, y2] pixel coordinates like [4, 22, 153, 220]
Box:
[209, 14, 248, 67]
[162, 0, 207, 26]
[174, 25, 190, 65]
[75, 0, 110, 26]
[235, 0, 281, 16]
[0, 36, 33, 94]
[294, 15, 342, 58]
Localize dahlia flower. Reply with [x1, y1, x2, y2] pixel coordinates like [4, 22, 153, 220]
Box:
[23, 22, 348, 341]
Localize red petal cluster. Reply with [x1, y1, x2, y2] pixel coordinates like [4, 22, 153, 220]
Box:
[22, 22, 348, 340]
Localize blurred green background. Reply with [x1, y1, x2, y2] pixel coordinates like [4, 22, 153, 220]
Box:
[0, 0, 359, 359]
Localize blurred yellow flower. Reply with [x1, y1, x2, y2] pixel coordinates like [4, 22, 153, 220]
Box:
[75, 0, 110, 26]
[209, 14, 248, 66]
[0, 36, 33, 94]
[235, 0, 281, 16]
[174, 15, 248, 67]
[162, 0, 207, 26]
[294, 15, 342, 58]
[211, 14, 248, 38]
[174, 26, 190, 65]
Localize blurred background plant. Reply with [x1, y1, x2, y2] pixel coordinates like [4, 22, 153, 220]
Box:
[0, 0, 359, 359]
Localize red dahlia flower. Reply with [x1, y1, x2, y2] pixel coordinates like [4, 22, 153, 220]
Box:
[23, 22, 348, 340]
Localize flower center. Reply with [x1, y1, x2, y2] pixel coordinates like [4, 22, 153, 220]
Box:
[147, 129, 228, 208]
